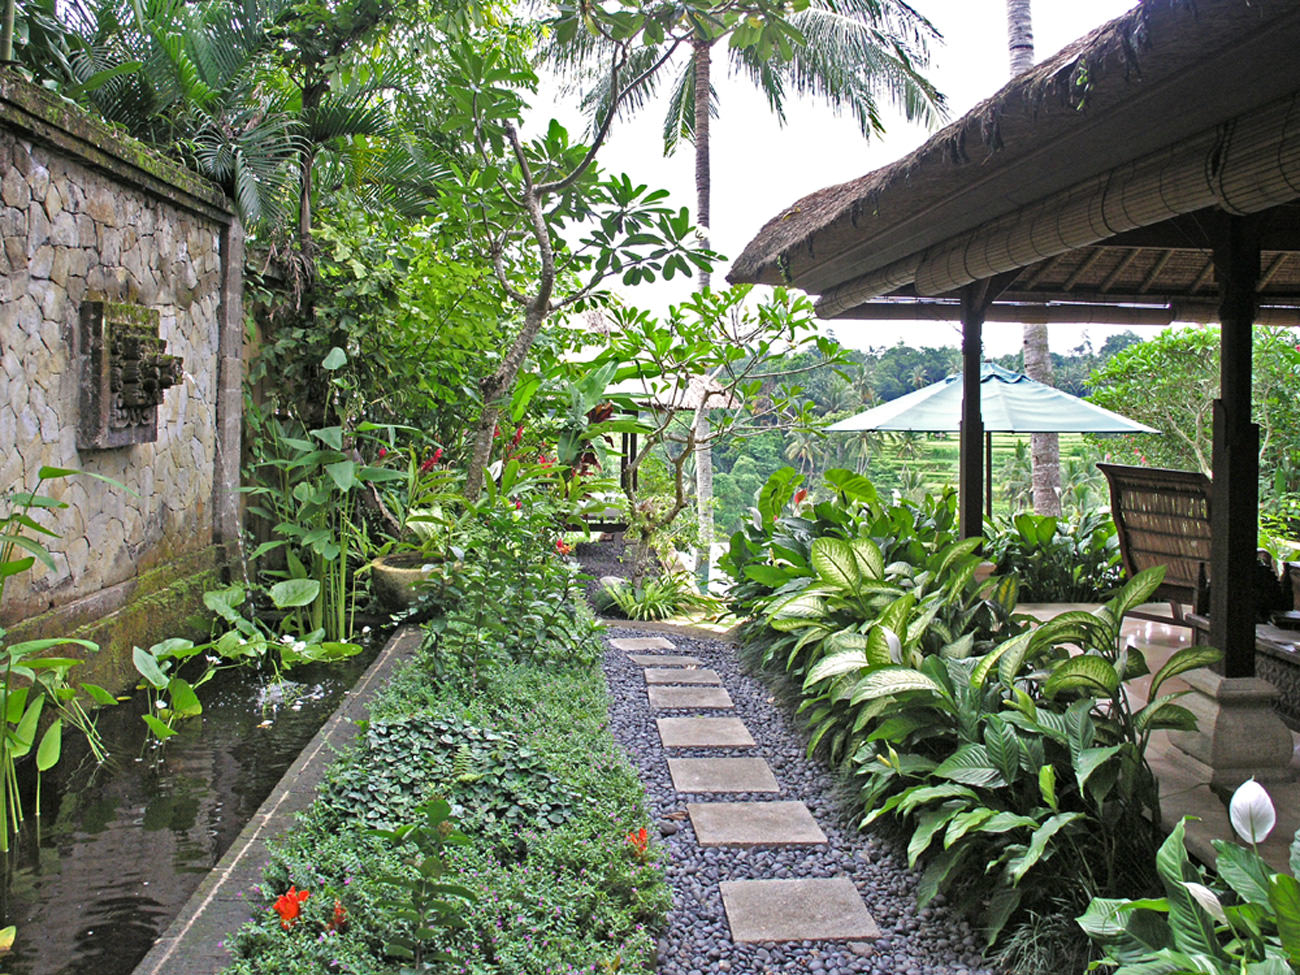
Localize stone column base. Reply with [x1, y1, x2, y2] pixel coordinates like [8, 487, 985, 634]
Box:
[1169, 668, 1296, 792]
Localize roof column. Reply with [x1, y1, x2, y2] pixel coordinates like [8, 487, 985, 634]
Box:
[958, 283, 987, 539]
[1210, 214, 1262, 677]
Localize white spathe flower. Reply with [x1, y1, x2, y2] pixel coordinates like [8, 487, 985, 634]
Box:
[280, 634, 294, 645]
[1229, 778, 1276, 844]
[1183, 881, 1227, 923]
[291, 640, 307, 654]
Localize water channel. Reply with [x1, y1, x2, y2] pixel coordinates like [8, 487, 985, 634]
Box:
[0, 640, 382, 975]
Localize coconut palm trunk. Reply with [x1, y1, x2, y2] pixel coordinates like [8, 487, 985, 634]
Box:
[692, 37, 716, 584]
[1007, 0, 1061, 515]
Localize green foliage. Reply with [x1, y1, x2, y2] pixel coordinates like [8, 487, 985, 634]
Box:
[369, 799, 477, 969]
[0, 467, 128, 852]
[985, 510, 1122, 603]
[1080, 811, 1300, 974]
[724, 468, 1220, 947]
[224, 601, 666, 974]
[596, 573, 716, 621]
[1089, 326, 1300, 500]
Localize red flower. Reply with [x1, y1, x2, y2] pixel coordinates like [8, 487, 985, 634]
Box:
[556, 538, 572, 556]
[514, 499, 522, 510]
[272, 886, 310, 930]
[494, 424, 501, 438]
[326, 898, 347, 933]
[538, 453, 553, 468]
[377, 446, 387, 458]
[793, 488, 808, 506]
[420, 456, 435, 473]
[511, 425, 524, 448]
[433, 447, 443, 463]
[626, 827, 649, 858]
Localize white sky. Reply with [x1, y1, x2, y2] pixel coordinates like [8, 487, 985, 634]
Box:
[532, 0, 1144, 358]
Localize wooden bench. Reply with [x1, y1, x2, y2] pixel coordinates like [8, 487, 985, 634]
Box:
[1098, 463, 1212, 625]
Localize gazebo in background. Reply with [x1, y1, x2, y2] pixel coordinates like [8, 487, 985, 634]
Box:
[728, 0, 1300, 788]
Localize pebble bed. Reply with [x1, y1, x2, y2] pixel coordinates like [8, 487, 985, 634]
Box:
[601, 625, 994, 975]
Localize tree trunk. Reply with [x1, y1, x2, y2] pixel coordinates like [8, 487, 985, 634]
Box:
[695, 406, 713, 585]
[1024, 323, 1061, 516]
[1006, 1, 1060, 515]
[692, 38, 716, 583]
[465, 302, 548, 501]
[1005, 0, 1035, 76]
[692, 38, 712, 288]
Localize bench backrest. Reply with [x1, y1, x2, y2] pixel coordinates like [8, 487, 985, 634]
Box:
[1097, 463, 1212, 604]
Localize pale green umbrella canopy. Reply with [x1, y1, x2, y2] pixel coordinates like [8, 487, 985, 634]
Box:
[827, 363, 1158, 434]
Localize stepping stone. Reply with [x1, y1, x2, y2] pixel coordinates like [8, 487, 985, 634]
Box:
[719, 878, 881, 943]
[645, 668, 722, 685]
[688, 801, 826, 847]
[657, 717, 755, 748]
[647, 686, 734, 709]
[610, 637, 675, 652]
[627, 654, 704, 667]
[668, 758, 779, 793]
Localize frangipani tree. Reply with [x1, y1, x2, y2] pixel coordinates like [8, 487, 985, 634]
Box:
[596, 285, 843, 579]
[438, 0, 828, 500]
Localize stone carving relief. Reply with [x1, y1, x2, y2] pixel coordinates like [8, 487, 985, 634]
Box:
[77, 300, 183, 448]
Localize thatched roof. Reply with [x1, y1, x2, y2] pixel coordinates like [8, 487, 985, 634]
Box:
[728, 0, 1300, 316]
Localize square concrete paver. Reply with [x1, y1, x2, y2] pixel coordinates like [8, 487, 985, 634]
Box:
[657, 717, 755, 748]
[645, 668, 722, 685]
[688, 801, 826, 847]
[647, 685, 734, 709]
[668, 758, 779, 793]
[720, 878, 880, 943]
[627, 654, 704, 667]
[610, 637, 675, 652]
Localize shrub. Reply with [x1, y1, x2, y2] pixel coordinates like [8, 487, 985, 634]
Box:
[725, 468, 1219, 947]
[596, 573, 716, 621]
[985, 510, 1122, 603]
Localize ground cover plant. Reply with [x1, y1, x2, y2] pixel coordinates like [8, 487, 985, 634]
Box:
[222, 524, 666, 975]
[722, 468, 1219, 970]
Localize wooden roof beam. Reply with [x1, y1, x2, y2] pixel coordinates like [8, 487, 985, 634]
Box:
[1063, 249, 1107, 291]
[1100, 247, 1143, 292]
[1138, 250, 1175, 293]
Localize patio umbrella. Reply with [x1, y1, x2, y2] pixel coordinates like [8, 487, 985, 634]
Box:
[827, 362, 1157, 512]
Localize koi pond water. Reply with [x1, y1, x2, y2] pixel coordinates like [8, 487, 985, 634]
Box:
[0, 639, 382, 975]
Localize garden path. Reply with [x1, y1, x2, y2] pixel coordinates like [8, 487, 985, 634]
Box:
[602, 626, 990, 975]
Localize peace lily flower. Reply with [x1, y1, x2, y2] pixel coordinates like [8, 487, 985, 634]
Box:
[1183, 881, 1227, 923]
[1229, 778, 1276, 844]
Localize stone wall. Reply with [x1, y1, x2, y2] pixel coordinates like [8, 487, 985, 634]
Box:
[0, 73, 243, 688]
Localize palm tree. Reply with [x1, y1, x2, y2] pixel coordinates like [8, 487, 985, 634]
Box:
[1006, 0, 1061, 515]
[552, 0, 943, 575]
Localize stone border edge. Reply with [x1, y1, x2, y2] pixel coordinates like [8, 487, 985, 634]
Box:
[130, 623, 424, 975]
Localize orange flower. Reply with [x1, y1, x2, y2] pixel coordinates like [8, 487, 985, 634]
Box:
[272, 885, 310, 930]
[555, 538, 573, 556]
[626, 827, 649, 858]
[326, 898, 348, 933]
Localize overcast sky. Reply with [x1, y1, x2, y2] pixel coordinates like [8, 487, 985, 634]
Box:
[535, 0, 1143, 357]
